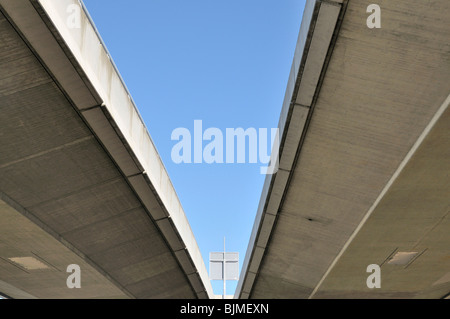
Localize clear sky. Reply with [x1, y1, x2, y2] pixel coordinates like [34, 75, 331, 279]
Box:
[83, 0, 305, 297]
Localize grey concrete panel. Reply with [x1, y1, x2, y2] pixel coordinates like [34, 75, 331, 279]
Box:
[295, 2, 340, 106]
[0, 0, 100, 108]
[174, 249, 196, 275]
[265, 170, 290, 215]
[251, 274, 313, 299]
[0, 195, 129, 299]
[89, 235, 169, 272]
[128, 174, 168, 221]
[0, 138, 121, 208]
[61, 208, 159, 256]
[110, 251, 179, 287]
[255, 213, 276, 249]
[156, 218, 185, 252]
[82, 107, 142, 177]
[0, 5, 202, 298]
[235, 0, 341, 298]
[20, 0, 214, 296]
[242, 272, 256, 294]
[276, 0, 319, 141]
[312, 105, 450, 299]
[278, 104, 309, 171]
[125, 267, 194, 299]
[239, 0, 450, 299]
[29, 178, 142, 234]
[249, 247, 265, 274]
[188, 273, 206, 293]
[0, 82, 92, 167]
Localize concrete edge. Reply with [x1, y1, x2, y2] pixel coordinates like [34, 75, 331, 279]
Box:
[234, 0, 344, 299]
[0, 0, 213, 298]
[308, 92, 450, 298]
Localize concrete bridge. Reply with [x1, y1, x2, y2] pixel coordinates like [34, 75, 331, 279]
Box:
[0, 0, 213, 299]
[236, 0, 450, 299]
[0, 0, 448, 299]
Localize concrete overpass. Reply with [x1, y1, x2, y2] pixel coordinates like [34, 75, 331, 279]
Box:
[0, 0, 213, 298]
[1, 0, 449, 300]
[236, 0, 450, 298]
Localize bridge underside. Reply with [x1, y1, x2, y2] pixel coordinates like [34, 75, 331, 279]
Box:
[0, 0, 211, 299]
[237, 0, 450, 299]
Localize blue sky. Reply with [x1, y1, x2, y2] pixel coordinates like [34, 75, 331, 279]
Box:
[83, 0, 305, 296]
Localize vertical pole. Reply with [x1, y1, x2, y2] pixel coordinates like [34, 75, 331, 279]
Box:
[223, 237, 226, 299]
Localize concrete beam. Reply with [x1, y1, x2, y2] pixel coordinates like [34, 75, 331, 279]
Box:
[238, 0, 450, 299]
[0, 0, 213, 298]
[235, 0, 344, 298]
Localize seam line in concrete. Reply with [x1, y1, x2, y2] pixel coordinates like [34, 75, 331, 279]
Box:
[309, 91, 450, 299]
[0, 136, 94, 169]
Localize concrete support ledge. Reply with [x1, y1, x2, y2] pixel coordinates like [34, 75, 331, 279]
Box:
[235, 0, 344, 299]
[0, 0, 213, 298]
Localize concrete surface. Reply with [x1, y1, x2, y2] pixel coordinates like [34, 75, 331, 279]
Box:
[0, 0, 213, 298]
[237, 0, 450, 299]
[1, 0, 448, 300]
